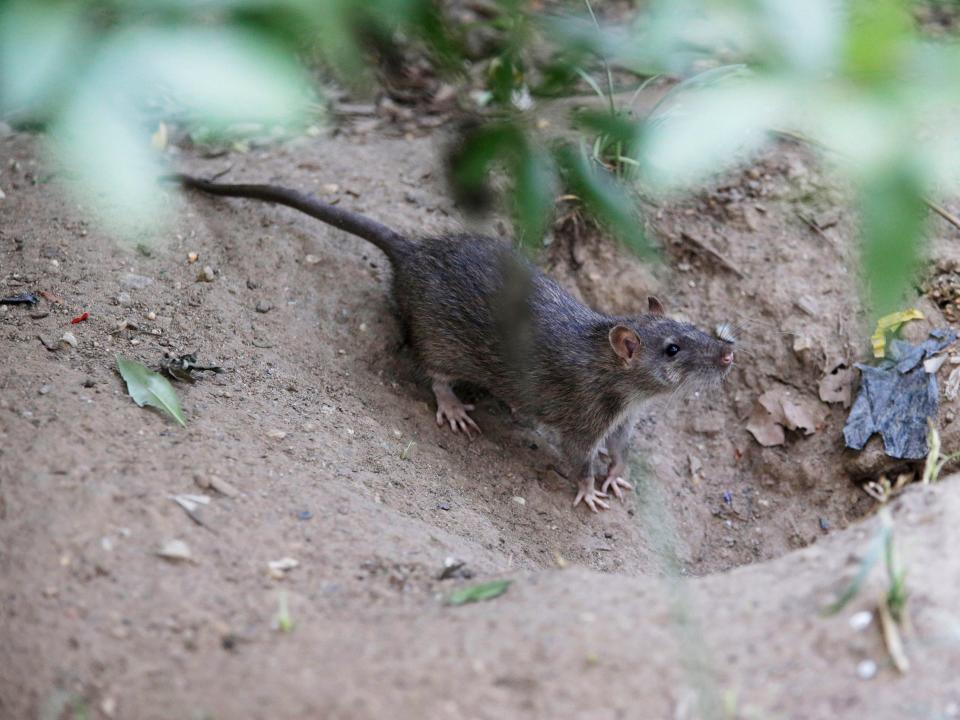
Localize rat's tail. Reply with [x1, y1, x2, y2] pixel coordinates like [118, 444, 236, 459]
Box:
[167, 173, 411, 264]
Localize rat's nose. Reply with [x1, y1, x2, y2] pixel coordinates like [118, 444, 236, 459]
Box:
[719, 350, 734, 366]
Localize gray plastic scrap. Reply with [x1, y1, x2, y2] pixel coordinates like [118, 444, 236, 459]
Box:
[843, 328, 958, 460]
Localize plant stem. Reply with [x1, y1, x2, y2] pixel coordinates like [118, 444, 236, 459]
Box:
[583, 0, 616, 116]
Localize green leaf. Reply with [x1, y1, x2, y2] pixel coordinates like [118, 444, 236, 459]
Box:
[447, 579, 512, 606]
[116, 355, 187, 427]
[554, 144, 648, 255]
[859, 164, 925, 315]
[448, 123, 527, 212]
[0, 0, 86, 114]
[513, 145, 555, 250]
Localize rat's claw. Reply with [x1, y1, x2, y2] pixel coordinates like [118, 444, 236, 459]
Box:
[574, 482, 610, 513]
[601, 475, 633, 501]
[435, 395, 481, 438]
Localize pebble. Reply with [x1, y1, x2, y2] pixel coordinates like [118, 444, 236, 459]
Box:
[60, 331, 77, 348]
[38, 384, 50, 395]
[266, 429, 288, 440]
[303, 422, 317, 433]
[101, 697, 117, 718]
[512, 496, 526, 506]
[297, 510, 313, 521]
[304, 254, 321, 265]
[0, 188, 6, 200]
[198, 266, 216, 282]
[255, 300, 273, 313]
[187, 252, 199, 263]
[392, 429, 402, 439]
[121, 273, 153, 290]
[209, 476, 239, 497]
[146, 311, 156, 321]
[849, 610, 873, 631]
[856, 659, 877, 679]
[321, 183, 339, 194]
[157, 540, 192, 562]
[267, 557, 299, 579]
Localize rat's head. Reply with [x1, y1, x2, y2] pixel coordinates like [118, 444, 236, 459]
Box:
[608, 296, 734, 394]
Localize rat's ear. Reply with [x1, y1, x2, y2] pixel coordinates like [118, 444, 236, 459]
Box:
[647, 296, 665, 316]
[609, 325, 641, 363]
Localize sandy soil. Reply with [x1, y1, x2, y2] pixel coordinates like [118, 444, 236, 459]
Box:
[2, 100, 960, 719]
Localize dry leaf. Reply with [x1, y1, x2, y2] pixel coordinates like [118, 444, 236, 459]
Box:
[819, 367, 855, 408]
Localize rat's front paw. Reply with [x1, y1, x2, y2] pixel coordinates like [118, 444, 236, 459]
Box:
[574, 477, 610, 513]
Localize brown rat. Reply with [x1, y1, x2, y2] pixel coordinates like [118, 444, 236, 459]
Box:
[171, 174, 735, 511]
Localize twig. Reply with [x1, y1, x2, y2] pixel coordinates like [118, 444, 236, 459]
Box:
[926, 200, 960, 233]
[678, 232, 745, 278]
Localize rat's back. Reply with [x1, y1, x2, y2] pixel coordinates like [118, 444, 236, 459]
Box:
[392, 234, 601, 395]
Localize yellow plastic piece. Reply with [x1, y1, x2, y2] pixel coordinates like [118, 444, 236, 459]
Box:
[871, 308, 924, 358]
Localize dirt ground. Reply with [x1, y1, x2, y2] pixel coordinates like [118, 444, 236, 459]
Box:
[2, 93, 960, 719]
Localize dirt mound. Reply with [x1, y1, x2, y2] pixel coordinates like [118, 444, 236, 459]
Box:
[2, 117, 960, 719]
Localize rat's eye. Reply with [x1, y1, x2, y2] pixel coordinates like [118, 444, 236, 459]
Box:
[665, 344, 680, 357]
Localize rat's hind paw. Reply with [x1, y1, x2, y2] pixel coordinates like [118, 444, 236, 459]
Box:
[601, 474, 633, 501]
[436, 401, 480, 437]
[432, 380, 480, 438]
[574, 478, 610, 513]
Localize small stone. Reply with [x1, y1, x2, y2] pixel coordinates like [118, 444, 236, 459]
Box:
[121, 273, 153, 290]
[359, 322, 367, 332]
[38, 384, 51, 395]
[512, 496, 526, 506]
[304, 254, 321, 265]
[157, 540, 192, 562]
[297, 510, 313, 521]
[266, 429, 287, 440]
[146, 311, 156, 321]
[0, 188, 7, 200]
[187, 252, 199, 263]
[321, 183, 339, 194]
[115, 291, 132, 307]
[267, 557, 299, 579]
[303, 422, 317, 433]
[42, 586, 58, 598]
[849, 611, 873, 631]
[101, 696, 117, 718]
[209, 476, 239, 497]
[255, 300, 273, 313]
[392, 429, 402, 439]
[438, 502, 451, 511]
[856, 659, 877, 680]
[198, 266, 215, 282]
[194, 473, 211, 489]
[60, 332, 77, 348]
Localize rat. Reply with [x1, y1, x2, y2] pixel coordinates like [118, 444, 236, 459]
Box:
[171, 173, 735, 512]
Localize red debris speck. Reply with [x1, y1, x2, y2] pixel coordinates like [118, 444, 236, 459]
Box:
[70, 312, 89, 324]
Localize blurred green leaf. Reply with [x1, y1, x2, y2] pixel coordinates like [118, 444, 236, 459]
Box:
[860, 163, 925, 315]
[642, 78, 792, 191]
[447, 579, 511, 606]
[844, 0, 911, 83]
[554, 144, 647, 255]
[0, 1, 87, 114]
[124, 27, 309, 123]
[449, 122, 527, 212]
[513, 145, 555, 250]
[116, 355, 187, 427]
[55, 82, 164, 237]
